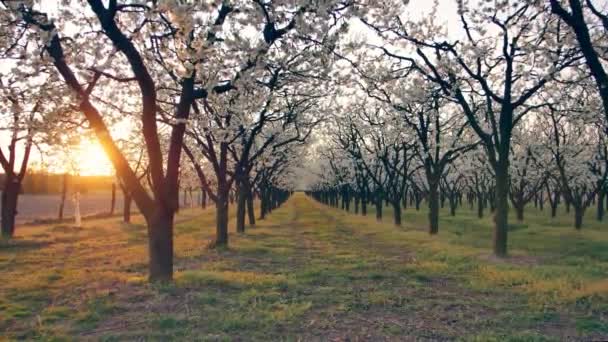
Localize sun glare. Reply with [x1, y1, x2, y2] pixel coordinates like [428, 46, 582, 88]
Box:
[72, 139, 114, 176]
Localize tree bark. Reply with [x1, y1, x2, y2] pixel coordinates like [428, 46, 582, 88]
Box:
[215, 190, 229, 247]
[260, 189, 267, 220]
[201, 189, 207, 209]
[428, 181, 439, 234]
[110, 182, 116, 215]
[361, 191, 367, 216]
[597, 190, 605, 222]
[123, 193, 132, 223]
[448, 192, 457, 216]
[493, 165, 509, 257]
[574, 206, 584, 230]
[147, 210, 174, 282]
[58, 173, 68, 220]
[236, 181, 247, 234]
[1, 179, 19, 238]
[247, 189, 255, 226]
[515, 205, 524, 221]
[392, 201, 402, 226]
[477, 193, 484, 218]
[375, 191, 383, 221]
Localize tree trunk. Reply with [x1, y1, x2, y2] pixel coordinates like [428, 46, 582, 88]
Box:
[215, 190, 229, 247]
[477, 194, 484, 218]
[201, 189, 207, 209]
[449, 192, 457, 216]
[392, 201, 402, 226]
[247, 190, 255, 226]
[58, 173, 68, 220]
[375, 191, 383, 221]
[574, 206, 584, 230]
[428, 182, 439, 235]
[515, 204, 524, 221]
[260, 189, 267, 220]
[493, 165, 509, 257]
[344, 189, 350, 212]
[110, 182, 116, 215]
[597, 190, 605, 222]
[361, 191, 367, 216]
[468, 193, 474, 210]
[147, 210, 174, 282]
[1, 180, 19, 238]
[123, 193, 132, 223]
[189, 188, 194, 208]
[74, 191, 81, 228]
[236, 182, 247, 234]
[539, 191, 544, 211]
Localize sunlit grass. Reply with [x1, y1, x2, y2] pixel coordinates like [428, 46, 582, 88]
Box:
[1, 194, 606, 340]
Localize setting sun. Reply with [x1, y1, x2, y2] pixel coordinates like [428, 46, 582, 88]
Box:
[71, 139, 114, 176]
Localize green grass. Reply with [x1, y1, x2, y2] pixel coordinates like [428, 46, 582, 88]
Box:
[0, 194, 606, 340]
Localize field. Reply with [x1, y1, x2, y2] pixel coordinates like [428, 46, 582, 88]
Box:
[1, 193, 607, 341]
[4, 192, 199, 224]
[6, 192, 125, 224]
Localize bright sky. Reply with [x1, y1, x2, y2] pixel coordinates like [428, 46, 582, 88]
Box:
[55, 138, 114, 176]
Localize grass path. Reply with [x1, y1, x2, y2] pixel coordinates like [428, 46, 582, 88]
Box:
[1, 194, 607, 341]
